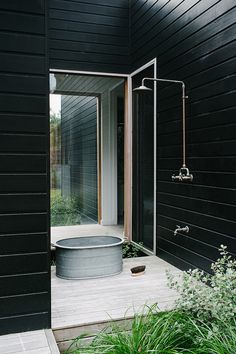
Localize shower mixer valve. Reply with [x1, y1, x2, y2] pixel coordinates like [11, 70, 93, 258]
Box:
[172, 166, 193, 182]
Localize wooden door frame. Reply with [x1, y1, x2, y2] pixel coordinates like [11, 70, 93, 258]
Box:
[50, 68, 148, 241]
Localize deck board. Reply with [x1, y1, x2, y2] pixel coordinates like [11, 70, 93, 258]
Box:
[52, 256, 181, 330]
[0, 329, 59, 354]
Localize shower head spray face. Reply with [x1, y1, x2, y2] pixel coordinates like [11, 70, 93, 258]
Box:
[133, 85, 153, 93]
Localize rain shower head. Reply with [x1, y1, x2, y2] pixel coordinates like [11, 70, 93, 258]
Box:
[133, 84, 152, 93]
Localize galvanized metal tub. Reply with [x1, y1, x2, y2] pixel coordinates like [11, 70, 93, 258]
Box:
[54, 236, 124, 280]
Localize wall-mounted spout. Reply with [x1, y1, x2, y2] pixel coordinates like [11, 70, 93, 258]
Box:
[174, 225, 189, 236]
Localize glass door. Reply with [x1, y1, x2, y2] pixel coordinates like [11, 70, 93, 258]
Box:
[131, 60, 156, 252]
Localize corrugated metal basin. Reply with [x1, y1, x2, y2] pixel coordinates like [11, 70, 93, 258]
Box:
[55, 236, 124, 280]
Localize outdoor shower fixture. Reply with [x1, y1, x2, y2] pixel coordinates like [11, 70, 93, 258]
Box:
[133, 77, 193, 182]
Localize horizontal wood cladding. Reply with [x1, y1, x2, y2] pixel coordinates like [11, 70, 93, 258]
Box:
[130, 0, 236, 271]
[0, 194, 47, 213]
[0, 114, 47, 134]
[0, 292, 49, 317]
[0, 313, 50, 336]
[49, 0, 130, 73]
[61, 95, 98, 222]
[0, 53, 46, 75]
[0, 233, 48, 255]
[0, 32, 45, 55]
[0, 213, 47, 235]
[0, 134, 46, 153]
[0, 75, 47, 95]
[0, 1, 50, 334]
[0, 94, 47, 114]
[0, 175, 47, 193]
[0, 273, 49, 297]
[0, 11, 45, 34]
[0, 253, 48, 276]
[0, 1, 45, 14]
[0, 155, 46, 173]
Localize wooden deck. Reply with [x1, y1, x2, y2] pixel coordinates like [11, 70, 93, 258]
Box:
[0, 329, 59, 354]
[52, 256, 181, 351]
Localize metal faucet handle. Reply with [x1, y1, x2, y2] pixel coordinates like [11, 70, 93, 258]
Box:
[172, 166, 193, 182]
[183, 226, 189, 233]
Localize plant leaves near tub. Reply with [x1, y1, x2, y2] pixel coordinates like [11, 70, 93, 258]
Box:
[166, 244, 236, 324]
[64, 309, 236, 354]
[65, 306, 199, 354]
[122, 241, 143, 258]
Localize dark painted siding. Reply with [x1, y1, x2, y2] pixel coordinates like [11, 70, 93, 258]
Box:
[130, 0, 236, 271]
[0, 1, 50, 334]
[61, 95, 98, 222]
[49, 0, 130, 73]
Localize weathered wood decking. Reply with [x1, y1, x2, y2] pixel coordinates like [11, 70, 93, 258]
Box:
[52, 256, 181, 351]
[0, 256, 180, 353]
[0, 329, 59, 354]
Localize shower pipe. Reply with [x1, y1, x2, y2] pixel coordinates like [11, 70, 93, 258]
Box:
[133, 77, 193, 182]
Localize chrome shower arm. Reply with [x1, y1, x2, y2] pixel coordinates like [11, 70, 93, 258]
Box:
[140, 77, 192, 181]
[141, 77, 187, 169]
[141, 77, 185, 87]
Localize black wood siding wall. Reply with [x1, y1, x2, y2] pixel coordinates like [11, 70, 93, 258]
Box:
[49, 0, 130, 73]
[61, 95, 98, 223]
[1, 0, 236, 336]
[130, 0, 236, 271]
[0, 1, 50, 334]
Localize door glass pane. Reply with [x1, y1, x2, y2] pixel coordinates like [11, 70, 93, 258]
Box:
[132, 66, 154, 250]
[50, 93, 98, 226]
[50, 73, 125, 227]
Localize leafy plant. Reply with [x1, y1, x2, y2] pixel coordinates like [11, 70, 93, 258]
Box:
[122, 241, 143, 258]
[166, 245, 236, 324]
[65, 312, 236, 354]
[64, 306, 198, 354]
[51, 190, 81, 226]
[193, 318, 236, 354]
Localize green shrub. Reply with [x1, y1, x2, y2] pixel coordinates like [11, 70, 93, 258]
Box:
[51, 190, 81, 226]
[189, 318, 236, 354]
[64, 306, 198, 354]
[166, 245, 236, 324]
[65, 312, 236, 354]
[122, 241, 143, 258]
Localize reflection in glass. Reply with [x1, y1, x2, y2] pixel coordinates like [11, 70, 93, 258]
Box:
[132, 66, 154, 251]
[50, 93, 85, 226]
[50, 74, 124, 227]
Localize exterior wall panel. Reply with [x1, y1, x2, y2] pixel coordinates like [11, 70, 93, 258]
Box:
[0, 1, 50, 334]
[0, 0, 235, 335]
[130, 0, 236, 271]
[49, 0, 130, 73]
